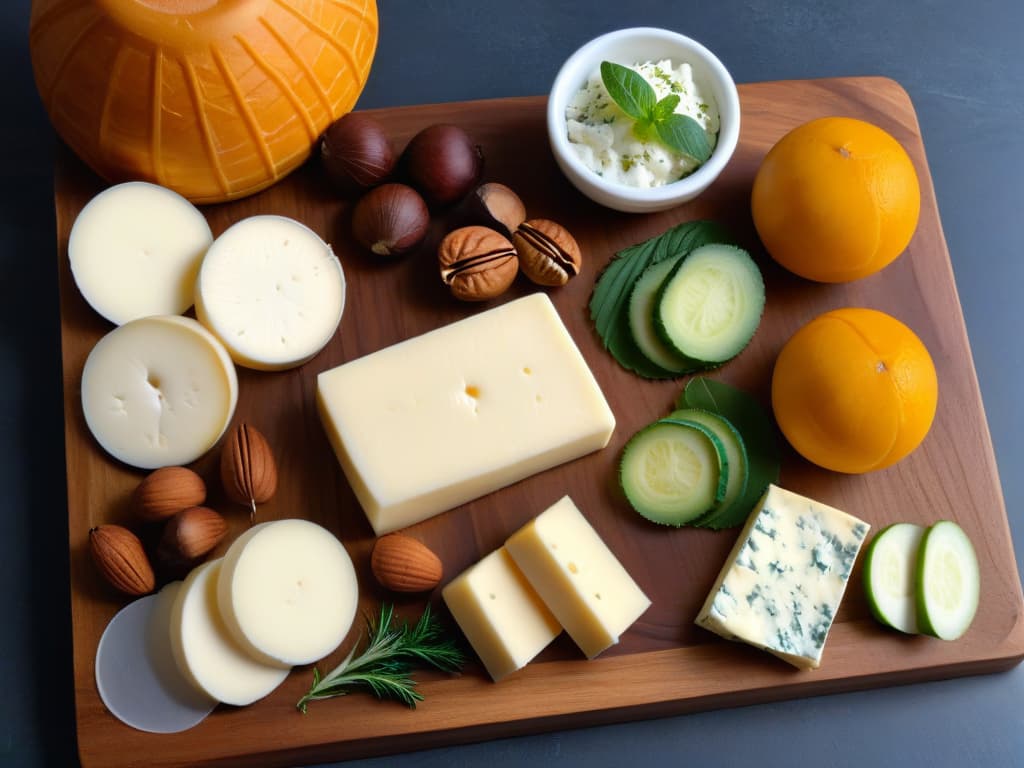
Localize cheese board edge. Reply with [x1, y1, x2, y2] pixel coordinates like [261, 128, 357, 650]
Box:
[52, 76, 1024, 768]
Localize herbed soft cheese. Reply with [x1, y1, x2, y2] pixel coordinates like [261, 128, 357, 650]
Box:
[566, 60, 719, 188]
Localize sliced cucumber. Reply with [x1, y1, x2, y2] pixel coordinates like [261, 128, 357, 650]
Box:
[863, 523, 925, 634]
[627, 255, 701, 374]
[654, 244, 765, 365]
[915, 521, 980, 641]
[620, 419, 726, 526]
[667, 408, 749, 529]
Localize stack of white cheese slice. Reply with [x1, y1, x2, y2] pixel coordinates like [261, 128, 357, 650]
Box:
[96, 519, 358, 731]
[443, 495, 651, 681]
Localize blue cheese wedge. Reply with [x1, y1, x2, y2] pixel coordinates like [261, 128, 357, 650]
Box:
[695, 484, 869, 670]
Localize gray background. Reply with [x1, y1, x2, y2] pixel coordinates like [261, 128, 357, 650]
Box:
[4, 0, 1024, 766]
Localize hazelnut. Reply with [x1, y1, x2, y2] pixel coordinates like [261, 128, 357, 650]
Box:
[438, 226, 518, 301]
[461, 182, 527, 238]
[351, 183, 430, 257]
[513, 219, 583, 287]
[402, 124, 483, 206]
[321, 112, 395, 193]
[157, 506, 228, 569]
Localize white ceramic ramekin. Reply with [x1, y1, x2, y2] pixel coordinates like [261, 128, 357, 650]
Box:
[547, 27, 740, 213]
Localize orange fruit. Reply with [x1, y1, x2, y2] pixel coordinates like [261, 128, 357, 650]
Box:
[751, 117, 921, 283]
[771, 308, 938, 474]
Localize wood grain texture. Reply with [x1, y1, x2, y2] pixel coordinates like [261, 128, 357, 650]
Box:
[54, 77, 1024, 768]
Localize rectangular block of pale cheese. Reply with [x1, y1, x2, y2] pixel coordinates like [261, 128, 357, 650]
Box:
[317, 293, 615, 535]
[504, 496, 651, 659]
[442, 547, 561, 681]
[695, 484, 870, 670]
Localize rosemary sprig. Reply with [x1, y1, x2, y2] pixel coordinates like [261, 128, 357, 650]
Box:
[296, 603, 464, 713]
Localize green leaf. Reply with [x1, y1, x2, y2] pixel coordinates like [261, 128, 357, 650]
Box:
[631, 119, 657, 143]
[589, 221, 735, 379]
[600, 61, 656, 121]
[655, 114, 713, 163]
[652, 94, 681, 122]
[680, 377, 780, 528]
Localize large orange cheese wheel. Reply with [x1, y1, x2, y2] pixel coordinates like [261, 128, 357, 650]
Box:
[30, 0, 378, 203]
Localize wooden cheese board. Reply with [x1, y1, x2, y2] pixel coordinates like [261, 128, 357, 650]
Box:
[55, 76, 1024, 768]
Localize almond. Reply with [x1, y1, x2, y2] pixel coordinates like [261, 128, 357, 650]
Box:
[133, 466, 207, 522]
[89, 524, 155, 596]
[221, 423, 278, 523]
[158, 506, 228, 566]
[371, 533, 443, 592]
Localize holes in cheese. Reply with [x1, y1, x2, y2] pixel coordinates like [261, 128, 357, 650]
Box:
[69, 182, 213, 326]
[80, 315, 238, 470]
[95, 583, 216, 733]
[195, 215, 346, 371]
[216, 519, 359, 667]
[168, 559, 290, 707]
[316, 293, 616, 535]
[442, 547, 561, 681]
[505, 496, 651, 659]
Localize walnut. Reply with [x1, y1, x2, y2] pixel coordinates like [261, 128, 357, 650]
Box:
[438, 226, 519, 301]
[512, 219, 582, 287]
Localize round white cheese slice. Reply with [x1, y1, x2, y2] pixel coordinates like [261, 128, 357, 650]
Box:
[169, 559, 291, 706]
[217, 519, 358, 667]
[95, 582, 217, 733]
[69, 181, 213, 325]
[195, 215, 345, 371]
[81, 315, 238, 469]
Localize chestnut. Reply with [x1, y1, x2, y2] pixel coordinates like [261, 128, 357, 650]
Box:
[321, 112, 395, 193]
[351, 183, 430, 257]
[401, 123, 483, 207]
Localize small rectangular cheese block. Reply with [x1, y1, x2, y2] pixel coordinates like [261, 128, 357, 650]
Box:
[317, 293, 615, 535]
[695, 484, 870, 670]
[505, 496, 651, 659]
[442, 547, 561, 681]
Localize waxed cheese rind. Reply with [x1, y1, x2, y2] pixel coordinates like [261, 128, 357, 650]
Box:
[694, 484, 870, 670]
[80, 315, 238, 470]
[216, 519, 358, 667]
[69, 181, 212, 325]
[316, 293, 616, 535]
[168, 559, 290, 706]
[195, 215, 345, 371]
[442, 547, 561, 681]
[505, 496, 651, 659]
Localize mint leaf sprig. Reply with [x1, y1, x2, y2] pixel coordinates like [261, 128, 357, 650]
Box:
[296, 603, 465, 713]
[599, 61, 712, 164]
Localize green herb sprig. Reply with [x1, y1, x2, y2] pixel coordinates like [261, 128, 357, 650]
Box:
[296, 603, 465, 713]
[599, 61, 712, 163]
